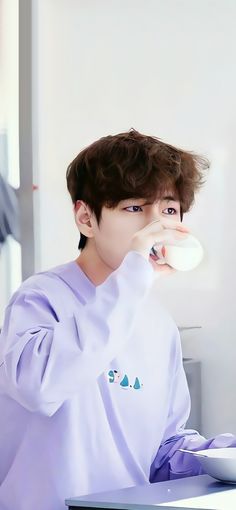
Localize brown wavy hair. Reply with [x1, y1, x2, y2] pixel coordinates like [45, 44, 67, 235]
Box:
[66, 129, 209, 249]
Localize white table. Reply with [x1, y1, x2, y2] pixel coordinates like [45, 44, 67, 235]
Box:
[65, 474, 236, 510]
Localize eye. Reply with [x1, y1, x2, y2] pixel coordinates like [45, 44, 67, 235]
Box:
[125, 206, 143, 212]
[163, 207, 177, 215]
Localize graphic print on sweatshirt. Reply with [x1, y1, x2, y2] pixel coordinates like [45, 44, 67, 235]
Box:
[108, 370, 143, 390]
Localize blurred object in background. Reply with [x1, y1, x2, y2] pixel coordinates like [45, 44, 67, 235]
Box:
[0, 172, 20, 250]
[0, 1, 21, 325]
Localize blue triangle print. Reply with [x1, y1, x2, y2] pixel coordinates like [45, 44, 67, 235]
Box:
[133, 377, 141, 390]
[120, 374, 129, 387]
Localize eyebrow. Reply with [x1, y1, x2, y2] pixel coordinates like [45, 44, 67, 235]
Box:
[121, 195, 179, 206]
[143, 195, 179, 205]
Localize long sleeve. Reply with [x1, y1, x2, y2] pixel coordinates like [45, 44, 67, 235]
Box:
[0, 251, 154, 416]
[150, 330, 236, 481]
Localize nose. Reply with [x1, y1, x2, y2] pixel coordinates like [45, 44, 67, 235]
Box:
[148, 203, 161, 223]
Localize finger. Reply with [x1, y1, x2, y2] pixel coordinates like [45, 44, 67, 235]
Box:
[151, 262, 176, 275]
[145, 218, 189, 234]
[150, 229, 189, 246]
[162, 220, 189, 233]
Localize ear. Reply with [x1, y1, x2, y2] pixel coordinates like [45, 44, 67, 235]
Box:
[74, 200, 94, 239]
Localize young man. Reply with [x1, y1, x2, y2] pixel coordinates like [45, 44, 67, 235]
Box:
[0, 130, 235, 510]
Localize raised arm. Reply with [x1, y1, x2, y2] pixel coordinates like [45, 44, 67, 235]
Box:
[0, 251, 154, 416]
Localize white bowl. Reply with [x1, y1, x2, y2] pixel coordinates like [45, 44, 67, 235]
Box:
[194, 448, 236, 483]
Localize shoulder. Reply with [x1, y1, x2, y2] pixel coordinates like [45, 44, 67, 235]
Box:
[0, 263, 76, 349]
[7, 261, 78, 314]
[1, 262, 80, 336]
[20, 261, 74, 291]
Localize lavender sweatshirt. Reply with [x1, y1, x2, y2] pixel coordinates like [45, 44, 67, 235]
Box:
[0, 251, 234, 510]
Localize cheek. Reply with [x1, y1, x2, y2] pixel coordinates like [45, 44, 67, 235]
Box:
[94, 220, 122, 253]
[162, 212, 181, 222]
[103, 215, 136, 240]
[97, 219, 135, 261]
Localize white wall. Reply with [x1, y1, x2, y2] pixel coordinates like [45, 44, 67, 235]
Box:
[31, 0, 236, 437]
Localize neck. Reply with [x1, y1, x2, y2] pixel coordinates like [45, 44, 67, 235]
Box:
[75, 243, 113, 286]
